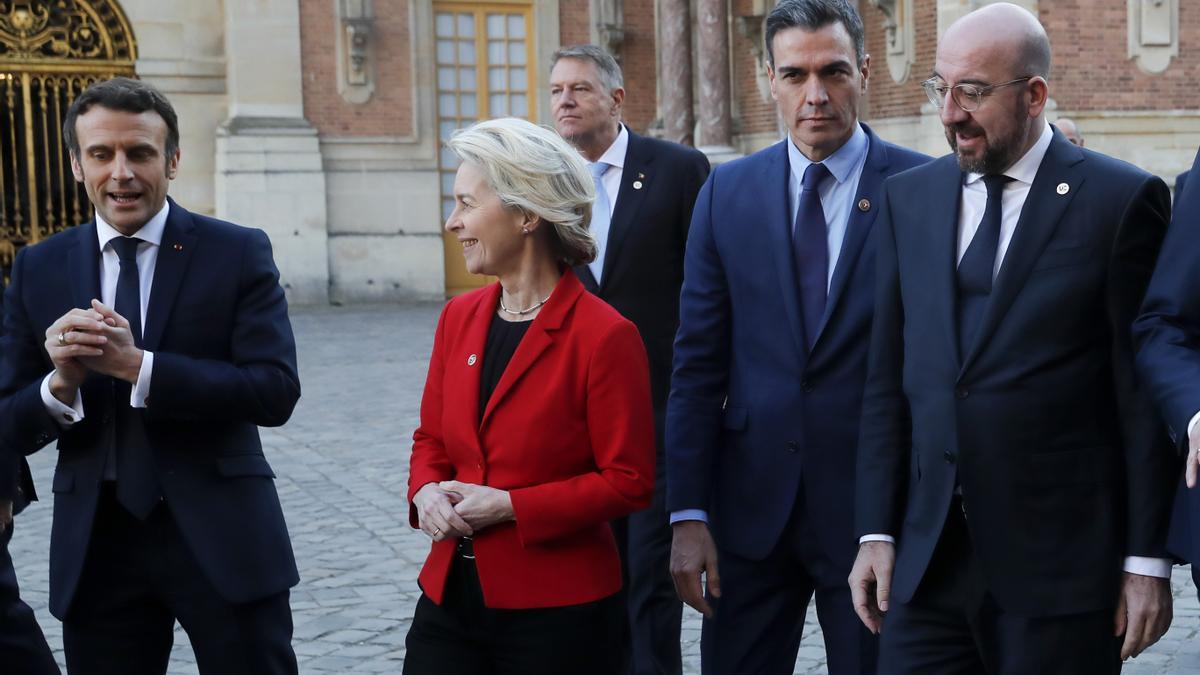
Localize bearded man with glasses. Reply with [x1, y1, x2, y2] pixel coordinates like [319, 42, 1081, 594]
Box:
[848, 3, 1176, 672]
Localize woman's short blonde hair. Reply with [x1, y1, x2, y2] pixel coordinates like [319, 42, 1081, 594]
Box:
[447, 117, 597, 266]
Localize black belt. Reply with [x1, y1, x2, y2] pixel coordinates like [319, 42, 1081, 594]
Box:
[456, 537, 475, 559]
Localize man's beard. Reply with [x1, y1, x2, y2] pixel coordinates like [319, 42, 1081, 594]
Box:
[945, 110, 1032, 175]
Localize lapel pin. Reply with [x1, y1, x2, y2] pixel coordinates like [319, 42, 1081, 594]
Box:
[467, 354, 477, 366]
[1056, 182, 1070, 195]
[857, 198, 871, 212]
[172, 243, 183, 251]
[638, 172, 645, 179]
[633, 180, 643, 190]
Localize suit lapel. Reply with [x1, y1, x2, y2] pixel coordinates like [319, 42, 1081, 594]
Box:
[765, 141, 809, 357]
[926, 157, 966, 367]
[961, 132, 1084, 373]
[67, 222, 102, 309]
[817, 125, 889, 347]
[480, 270, 583, 428]
[598, 130, 653, 290]
[142, 199, 199, 351]
[463, 284, 499, 434]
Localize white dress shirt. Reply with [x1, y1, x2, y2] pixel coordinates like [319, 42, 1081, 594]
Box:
[587, 124, 628, 281]
[859, 123, 1170, 578]
[40, 201, 167, 424]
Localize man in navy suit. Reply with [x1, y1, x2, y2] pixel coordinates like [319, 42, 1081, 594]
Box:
[665, 1, 927, 672]
[1135, 147, 1200, 594]
[0, 78, 300, 674]
[850, 4, 1175, 671]
[551, 44, 710, 675]
[0, 282, 60, 675]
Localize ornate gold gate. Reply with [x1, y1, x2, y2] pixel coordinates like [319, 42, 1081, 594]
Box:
[0, 0, 137, 272]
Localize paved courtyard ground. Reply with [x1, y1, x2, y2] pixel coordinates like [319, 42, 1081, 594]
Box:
[9, 302, 1200, 673]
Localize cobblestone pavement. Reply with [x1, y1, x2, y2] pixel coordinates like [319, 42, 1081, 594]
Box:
[8, 303, 1200, 673]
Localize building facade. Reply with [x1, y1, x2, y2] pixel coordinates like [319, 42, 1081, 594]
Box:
[0, 0, 1195, 303]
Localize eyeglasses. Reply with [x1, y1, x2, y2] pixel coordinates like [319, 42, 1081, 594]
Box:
[922, 76, 1033, 112]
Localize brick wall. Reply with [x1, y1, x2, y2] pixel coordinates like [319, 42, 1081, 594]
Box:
[559, 0, 592, 47]
[1041, 0, 1200, 112]
[731, 0, 780, 137]
[860, 0, 936, 120]
[299, 0, 413, 137]
[619, 0, 659, 132]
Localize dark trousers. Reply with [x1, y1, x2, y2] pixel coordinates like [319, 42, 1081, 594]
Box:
[0, 521, 60, 675]
[62, 488, 297, 675]
[700, 495, 878, 675]
[404, 548, 625, 675]
[613, 439, 682, 675]
[879, 499, 1121, 674]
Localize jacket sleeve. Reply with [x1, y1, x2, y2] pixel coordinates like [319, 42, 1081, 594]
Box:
[145, 228, 300, 428]
[855, 184, 912, 538]
[1113, 175, 1178, 559]
[508, 320, 655, 545]
[407, 302, 457, 528]
[664, 170, 732, 513]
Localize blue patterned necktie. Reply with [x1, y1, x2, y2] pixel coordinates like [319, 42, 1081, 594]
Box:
[794, 162, 831, 350]
[956, 174, 1013, 359]
[587, 161, 612, 284]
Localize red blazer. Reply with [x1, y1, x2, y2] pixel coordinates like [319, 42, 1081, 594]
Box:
[408, 269, 655, 609]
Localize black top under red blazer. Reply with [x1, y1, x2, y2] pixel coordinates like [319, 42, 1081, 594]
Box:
[408, 269, 655, 609]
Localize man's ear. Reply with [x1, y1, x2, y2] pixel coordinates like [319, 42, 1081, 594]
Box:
[69, 152, 84, 183]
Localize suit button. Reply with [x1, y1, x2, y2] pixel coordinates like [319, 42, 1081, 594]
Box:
[944, 450, 956, 464]
[955, 387, 969, 399]
[787, 441, 800, 453]
[801, 380, 814, 392]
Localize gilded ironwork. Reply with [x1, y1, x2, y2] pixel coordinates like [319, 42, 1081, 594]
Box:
[0, 0, 136, 276]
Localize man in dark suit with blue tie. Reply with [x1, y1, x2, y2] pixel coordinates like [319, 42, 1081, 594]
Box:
[0, 282, 60, 675]
[665, 1, 927, 671]
[0, 77, 300, 674]
[550, 44, 710, 675]
[850, 4, 1176, 671]
[1135, 147, 1200, 595]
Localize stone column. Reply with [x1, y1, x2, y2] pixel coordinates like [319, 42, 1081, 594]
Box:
[216, 0, 330, 304]
[695, 0, 740, 162]
[659, 0, 695, 146]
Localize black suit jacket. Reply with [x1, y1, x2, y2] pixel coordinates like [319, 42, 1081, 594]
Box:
[1176, 169, 1190, 208]
[0, 199, 301, 618]
[574, 128, 710, 415]
[0, 281, 35, 515]
[857, 129, 1176, 617]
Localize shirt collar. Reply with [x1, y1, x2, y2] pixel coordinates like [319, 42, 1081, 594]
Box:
[964, 120, 1053, 187]
[786, 122, 869, 186]
[595, 124, 629, 170]
[96, 200, 169, 252]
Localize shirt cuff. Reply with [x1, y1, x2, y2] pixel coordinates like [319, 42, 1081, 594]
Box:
[860, 534, 896, 545]
[40, 372, 83, 426]
[131, 351, 153, 408]
[669, 509, 708, 524]
[1188, 410, 1200, 438]
[1123, 556, 1172, 579]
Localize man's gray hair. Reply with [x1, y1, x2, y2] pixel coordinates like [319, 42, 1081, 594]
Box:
[551, 44, 624, 93]
[447, 117, 598, 266]
[765, 0, 865, 67]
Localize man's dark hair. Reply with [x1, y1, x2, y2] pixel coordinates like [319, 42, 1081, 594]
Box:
[62, 77, 180, 161]
[765, 0, 865, 68]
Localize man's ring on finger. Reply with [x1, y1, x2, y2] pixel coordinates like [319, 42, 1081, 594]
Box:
[57, 331, 69, 346]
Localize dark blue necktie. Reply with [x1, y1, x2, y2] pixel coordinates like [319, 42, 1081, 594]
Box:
[794, 162, 831, 350]
[956, 175, 1012, 359]
[111, 236, 159, 519]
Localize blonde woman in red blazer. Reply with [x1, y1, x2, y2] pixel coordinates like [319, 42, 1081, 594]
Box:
[404, 117, 656, 675]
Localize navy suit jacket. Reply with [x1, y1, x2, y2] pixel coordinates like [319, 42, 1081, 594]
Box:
[0, 281, 35, 515]
[0, 199, 301, 618]
[858, 130, 1176, 617]
[1176, 169, 1189, 208]
[666, 124, 928, 569]
[1135, 149, 1200, 565]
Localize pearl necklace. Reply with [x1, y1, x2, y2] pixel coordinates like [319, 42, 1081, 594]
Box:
[499, 292, 551, 316]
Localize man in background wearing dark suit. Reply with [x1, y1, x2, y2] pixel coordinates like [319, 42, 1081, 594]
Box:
[1135, 146, 1200, 597]
[0, 77, 300, 674]
[665, 1, 928, 671]
[0, 281, 60, 674]
[550, 44, 710, 675]
[850, 4, 1175, 671]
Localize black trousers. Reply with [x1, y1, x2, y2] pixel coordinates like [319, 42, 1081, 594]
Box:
[62, 487, 297, 675]
[0, 521, 60, 675]
[700, 493, 878, 675]
[404, 547, 625, 675]
[879, 499, 1122, 674]
[612, 437, 682, 675]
